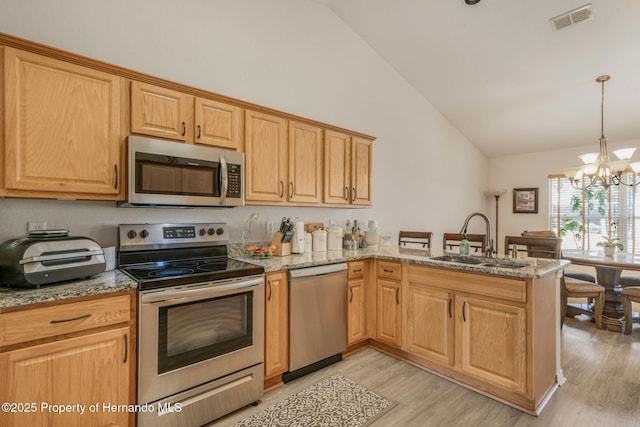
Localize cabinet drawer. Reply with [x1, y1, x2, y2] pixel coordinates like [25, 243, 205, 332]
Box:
[0, 294, 131, 347]
[348, 261, 365, 279]
[377, 260, 401, 280]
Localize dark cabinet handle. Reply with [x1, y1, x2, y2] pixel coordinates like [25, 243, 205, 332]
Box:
[462, 301, 467, 322]
[114, 165, 118, 189]
[352, 186, 356, 202]
[349, 286, 353, 303]
[290, 181, 294, 198]
[50, 313, 91, 324]
[448, 298, 452, 318]
[267, 280, 272, 301]
[383, 269, 394, 274]
[280, 181, 284, 198]
[123, 333, 128, 363]
[197, 124, 202, 139]
[395, 288, 400, 305]
[345, 186, 349, 201]
[181, 121, 186, 136]
[353, 268, 362, 273]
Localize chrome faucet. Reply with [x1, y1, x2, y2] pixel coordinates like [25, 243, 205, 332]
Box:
[459, 212, 494, 258]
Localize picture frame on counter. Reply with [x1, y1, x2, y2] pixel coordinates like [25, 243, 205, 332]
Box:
[513, 187, 538, 214]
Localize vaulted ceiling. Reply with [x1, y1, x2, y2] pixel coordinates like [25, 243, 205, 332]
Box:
[316, 0, 640, 158]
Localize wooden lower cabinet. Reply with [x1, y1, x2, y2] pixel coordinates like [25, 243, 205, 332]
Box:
[404, 283, 454, 366]
[456, 295, 527, 394]
[264, 271, 289, 387]
[376, 277, 402, 348]
[0, 327, 131, 427]
[347, 261, 367, 345]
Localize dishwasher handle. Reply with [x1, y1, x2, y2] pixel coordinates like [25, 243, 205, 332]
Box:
[289, 262, 348, 279]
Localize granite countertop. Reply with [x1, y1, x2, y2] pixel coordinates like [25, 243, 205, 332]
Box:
[0, 269, 137, 311]
[234, 245, 570, 278]
[1, 246, 569, 312]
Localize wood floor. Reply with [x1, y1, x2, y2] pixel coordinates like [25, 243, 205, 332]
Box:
[211, 318, 640, 427]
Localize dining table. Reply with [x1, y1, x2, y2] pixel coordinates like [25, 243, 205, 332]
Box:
[562, 250, 640, 332]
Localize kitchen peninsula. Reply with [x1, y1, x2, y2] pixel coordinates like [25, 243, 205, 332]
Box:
[237, 246, 568, 416]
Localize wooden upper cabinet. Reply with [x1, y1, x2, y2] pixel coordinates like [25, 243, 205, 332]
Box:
[324, 131, 372, 206]
[194, 98, 242, 150]
[2, 48, 123, 199]
[324, 130, 351, 204]
[131, 81, 242, 150]
[288, 121, 323, 204]
[244, 110, 288, 203]
[131, 81, 191, 141]
[351, 136, 372, 205]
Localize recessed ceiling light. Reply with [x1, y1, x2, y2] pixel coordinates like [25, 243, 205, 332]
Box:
[464, 0, 481, 5]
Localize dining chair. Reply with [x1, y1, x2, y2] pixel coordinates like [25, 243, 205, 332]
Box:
[398, 231, 433, 249]
[443, 233, 486, 254]
[505, 235, 604, 329]
[522, 230, 597, 283]
[621, 286, 640, 335]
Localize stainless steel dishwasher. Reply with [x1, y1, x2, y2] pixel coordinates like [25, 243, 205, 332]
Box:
[285, 262, 347, 382]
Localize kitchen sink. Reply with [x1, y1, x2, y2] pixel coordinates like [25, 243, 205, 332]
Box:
[431, 255, 528, 269]
[430, 255, 485, 265]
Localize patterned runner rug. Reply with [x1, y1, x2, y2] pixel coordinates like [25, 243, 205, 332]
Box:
[231, 373, 396, 427]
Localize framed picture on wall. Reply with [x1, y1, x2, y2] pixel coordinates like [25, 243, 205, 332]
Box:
[513, 188, 538, 214]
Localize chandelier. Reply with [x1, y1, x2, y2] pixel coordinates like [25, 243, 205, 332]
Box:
[562, 75, 640, 190]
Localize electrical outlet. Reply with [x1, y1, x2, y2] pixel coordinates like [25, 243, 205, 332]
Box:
[27, 221, 46, 232]
[265, 221, 274, 234]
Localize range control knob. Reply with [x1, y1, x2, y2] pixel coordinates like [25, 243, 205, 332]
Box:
[216, 227, 224, 236]
[140, 229, 149, 239]
[198, 228, 206, 236]
[207, 228, 215, 236]
[127, 230, 137, 239]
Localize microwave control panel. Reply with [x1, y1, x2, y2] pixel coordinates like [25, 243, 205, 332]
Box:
[227, 164, 241, 198]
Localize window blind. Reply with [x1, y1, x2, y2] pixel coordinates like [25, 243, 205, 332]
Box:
[549, 174, 640, 253]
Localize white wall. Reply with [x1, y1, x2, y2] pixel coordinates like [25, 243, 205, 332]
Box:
[0, 0, 488, 248]
[489, 138, 640, 252]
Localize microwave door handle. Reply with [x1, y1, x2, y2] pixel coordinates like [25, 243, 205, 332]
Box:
[219, 156, 228, 205]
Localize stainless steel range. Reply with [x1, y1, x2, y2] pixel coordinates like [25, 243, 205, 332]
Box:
[118, 223, 265, 427]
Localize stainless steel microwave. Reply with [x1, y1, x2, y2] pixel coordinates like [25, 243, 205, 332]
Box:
[121, 136, 244, 208]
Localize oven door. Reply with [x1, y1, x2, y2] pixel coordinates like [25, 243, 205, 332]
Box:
[138, 274, 264, 404]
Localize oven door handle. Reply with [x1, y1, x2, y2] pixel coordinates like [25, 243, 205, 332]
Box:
[140, 276, 263, 305]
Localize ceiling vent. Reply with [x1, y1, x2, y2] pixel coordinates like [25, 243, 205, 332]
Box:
[550, 4, 593, 31]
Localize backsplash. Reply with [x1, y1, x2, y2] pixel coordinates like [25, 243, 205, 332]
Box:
[0, 198, 368, 248]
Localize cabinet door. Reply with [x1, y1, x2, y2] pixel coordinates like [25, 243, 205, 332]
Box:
[405, 284, 454, 366]
[324, 130, 351, 204]
[194, 98, 242, 150]
[288, 121, 322, 203]
[376, 278, 402, 347]
[0, 327, 131, 427]
[456, 296, 527, 394]
[351, 137, 372, 205]
[347, 278, 367, 345]
[131, 81, 191, 141]
[264, 271, 289, 378]
[244, 110, 288, 203]
[3, 48, 122, 197]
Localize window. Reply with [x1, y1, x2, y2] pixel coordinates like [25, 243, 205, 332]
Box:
[549, 174, 639, 253]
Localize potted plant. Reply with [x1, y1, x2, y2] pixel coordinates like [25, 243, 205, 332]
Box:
[596, 236, 624, 257]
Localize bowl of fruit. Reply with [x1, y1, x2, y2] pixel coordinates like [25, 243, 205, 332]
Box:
[246, 245, 276, 258]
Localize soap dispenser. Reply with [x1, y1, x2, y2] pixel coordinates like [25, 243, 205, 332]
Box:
[460, 234, 470, 256]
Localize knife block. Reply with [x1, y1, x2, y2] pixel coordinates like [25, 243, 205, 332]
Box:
[270, 232, 291, 256]
[273, 242, 291, 257]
